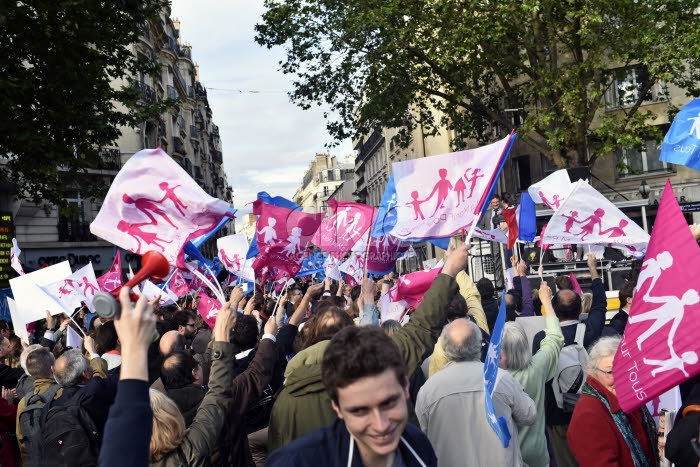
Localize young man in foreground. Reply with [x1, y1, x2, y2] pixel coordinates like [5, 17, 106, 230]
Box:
[267, 325, 436, 467]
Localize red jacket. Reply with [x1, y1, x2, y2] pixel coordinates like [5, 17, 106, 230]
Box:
[568, 376, 656, 467]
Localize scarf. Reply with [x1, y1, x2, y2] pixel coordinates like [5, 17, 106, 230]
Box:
[581, 381, 659, 467]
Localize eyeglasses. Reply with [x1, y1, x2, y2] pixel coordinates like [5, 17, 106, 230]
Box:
[595, 367, 614, 376]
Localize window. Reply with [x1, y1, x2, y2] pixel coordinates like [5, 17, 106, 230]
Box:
[323, 186, 329, 197]
[540, 154, 558, 177]
[617, 139, 672, 178]
[605, 65, 666, 109]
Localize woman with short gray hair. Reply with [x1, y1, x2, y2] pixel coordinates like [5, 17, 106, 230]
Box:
[568, 336, 659, 466]
[500, 281, 564, 467]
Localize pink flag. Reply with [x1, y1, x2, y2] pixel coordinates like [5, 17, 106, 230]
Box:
[613, 180, 700, 412]
[196, 292, 222, 328]
[252, 244, 305, 284]
[97, 251, 122, 293]
[10, 239, 24, 276]
[351, 233, 409, 275]
[169, 269, 191, 297]
[90, 148, 233, 268]
[313, 200, 375, 259]
[388, 262, 443, 309]
[569, 273, 583, 297]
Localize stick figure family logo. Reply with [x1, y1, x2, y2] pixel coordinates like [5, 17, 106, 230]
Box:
[629, 251, 700, 377]
[219, 249, 242, 271]
[559, 208, 629, 240]
[538, 190, 563, 210]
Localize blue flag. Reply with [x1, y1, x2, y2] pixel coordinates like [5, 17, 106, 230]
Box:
[184, 207, 236, 268]
[660, 98, 700, 171]
[483, 296, 511, 448]
[517, 192, 537, 242]
[297, 250, 327, 277]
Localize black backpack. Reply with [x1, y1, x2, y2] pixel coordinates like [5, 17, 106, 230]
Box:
[19, 384, 61, 466]
[39, 390, 101, 467]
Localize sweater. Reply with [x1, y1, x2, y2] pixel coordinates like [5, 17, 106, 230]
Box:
[568, 376, 656, 467]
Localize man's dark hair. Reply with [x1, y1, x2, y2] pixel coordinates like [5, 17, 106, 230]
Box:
[619, 281, 635, 306]
[172, 310, 195, 329]
[554, 275, 573, 291]
[322, 326, 407, 403]
[161, 350, 198, 390]
[0, 319, 9, 333]
[233, 315, 259, 351]
[445, 294, 468, 322]
[350, 285, 361, 302]
[476, 278, 495, 300]
[491, 194, 501, 202]
[325, 296, 346, 308]
[94, 320, 119, 353]
[551, 289, 582, 321]
[301, 305, 354, 350]
[26, 347, 55, 379]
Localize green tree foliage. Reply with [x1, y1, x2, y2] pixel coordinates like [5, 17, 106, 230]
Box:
[0, 0, 167, 206]
[255, 0, 700, 168]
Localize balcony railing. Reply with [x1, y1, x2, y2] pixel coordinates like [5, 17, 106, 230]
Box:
[58, 218, 97, 242]
[194, 165, 203, 180]
[212, 150, 222, 163]
[100, 148, 122, 170]
[132, 81, 156, 103]
[190, 125, 199, 139]
[173, 137, 186, 155]
[177, 115, 186, 133]
[172, 66, 187, 92]
[167, 85, 179, 100]
[167, 36, 180, 55]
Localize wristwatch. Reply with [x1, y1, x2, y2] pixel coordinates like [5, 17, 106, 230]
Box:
[212, 350, 223, 360]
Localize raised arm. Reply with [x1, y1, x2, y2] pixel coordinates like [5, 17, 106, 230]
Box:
[583, 253, 606, 348]
[530, 283, 564, 381]
[455, 270, 488, 334]
[518, 260, 534, 317]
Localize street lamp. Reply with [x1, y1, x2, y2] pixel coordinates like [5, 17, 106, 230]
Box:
[638, 179, 650, 199]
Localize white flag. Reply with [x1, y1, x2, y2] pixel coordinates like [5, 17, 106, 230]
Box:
[339, 251, 364, 284]
[528, 169, 572, 211]
[323, 255, 342, 281]
[542, 180, 649, 254]
[39, 263, 100, 313]
[66, 325, 83, 351]
[217, 234, 255, 283]
[10, 238, 24, 275]
[140, 280, 178, 306]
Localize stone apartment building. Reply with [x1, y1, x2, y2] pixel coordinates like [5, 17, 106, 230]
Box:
[0, 5, 232, 277]
[293, 153, 354, 213]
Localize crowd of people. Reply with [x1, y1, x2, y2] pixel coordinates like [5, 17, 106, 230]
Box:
[0, 238, 698, 466]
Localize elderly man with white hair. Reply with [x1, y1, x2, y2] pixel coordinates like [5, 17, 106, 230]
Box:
[416, 318, 537, 466]
[500, 281, 564, 467]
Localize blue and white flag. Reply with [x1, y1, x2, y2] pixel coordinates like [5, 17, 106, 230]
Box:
[483, 296, 511, 447]
[371, 173, 399, 237]
[297, 250, 327, 277]
[660, 98, 700, 171]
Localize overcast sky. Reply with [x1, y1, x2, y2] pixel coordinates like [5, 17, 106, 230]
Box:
[169, 1, 353, 224]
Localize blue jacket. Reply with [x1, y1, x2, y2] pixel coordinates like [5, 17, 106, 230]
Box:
[267, 418, 437, 467]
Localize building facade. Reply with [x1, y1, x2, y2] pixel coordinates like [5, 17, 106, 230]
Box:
[293, 153, 354, 213]
[1, 5, 233, 276]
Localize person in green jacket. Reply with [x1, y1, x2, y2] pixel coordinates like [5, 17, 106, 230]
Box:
[268, 243, 470, 452]
[500, 281, 564, 467]
[148, 287, 241, 467]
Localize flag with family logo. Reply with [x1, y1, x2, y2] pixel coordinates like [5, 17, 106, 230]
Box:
[542, 180, 649, 254]
[371, 173, 398, 237]
[528, 169, 573, 211]
[389, 134, 515, 241]
[247, 192, 303, 259]
[614, 180, 700, 412]
[167, 268, 190, 297]
[352, 234, 409, 276]
[40, 263, 100, 312]
[97, 251, 122, 293]
[297, 249, 327, 277]
[90, 148, 234, 268]
[660, 99, 700, 172]
[339, 251, 365, 284]
[196, 292, 222, 328]
[313, 200, 375, 259]
[484, 296, 511, 447]
[217, 234, 255, 283]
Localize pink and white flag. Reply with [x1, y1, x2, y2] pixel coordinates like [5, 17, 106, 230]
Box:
[253, 199, 322, 259]
[40, 263, 100, 312]
[379, 292, 410, 323]
[528, 169, 573, 211]
[614, 180, 700, 412]
[10, 239, 24, 276]
[313, 200, 375, 259]
[323, 255, 342, 281]
[471, 227, 509, 244]
[97, 251, 122, 293]
[217, 234, 255, 283]
[90, 148, 234, 268]
[339, 251, 365, 284]
[389, 135, 512, 240]
[388, 261, 444, 309]
[196, 292, 222, 328]
[542, 180, 649, 253]
[569, 273, 583, 297]
[252, 244, 305, 284]
[168, 269, 191, 297]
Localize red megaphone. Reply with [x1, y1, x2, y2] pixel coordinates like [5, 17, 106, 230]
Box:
[93, 251, 172, 319]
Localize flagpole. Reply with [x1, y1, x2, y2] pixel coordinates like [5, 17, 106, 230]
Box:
[203, 263, 225, 303]
[191, 269, 226, 304]
[360, 207, 376, 295]
[161, 267, 177, 290]
[272, 279, 290, 317]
